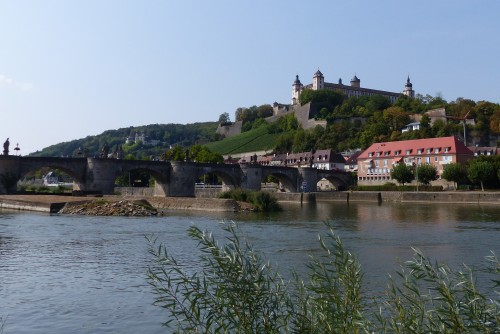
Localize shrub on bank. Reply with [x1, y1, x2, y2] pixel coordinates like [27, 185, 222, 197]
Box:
[218, 189, 280, 212]
[147, 223, 499, 333]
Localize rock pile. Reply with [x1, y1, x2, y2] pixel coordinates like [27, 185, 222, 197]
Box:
[60, 199, 158, 216]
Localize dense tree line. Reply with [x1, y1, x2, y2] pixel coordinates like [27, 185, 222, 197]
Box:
[390, 155, 500, 190]
[30, 122, 219, 159]
[265, 92, 500, 154]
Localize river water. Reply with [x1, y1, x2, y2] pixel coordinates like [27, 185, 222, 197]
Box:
[0, 202, 499, 333]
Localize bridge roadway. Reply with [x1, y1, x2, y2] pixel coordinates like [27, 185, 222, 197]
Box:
[0, 156, 351, 196]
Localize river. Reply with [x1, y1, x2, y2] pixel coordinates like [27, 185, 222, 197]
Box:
[0, 201, 499, 333]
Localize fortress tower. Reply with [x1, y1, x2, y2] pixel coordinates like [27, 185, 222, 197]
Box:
[403, 76, 415, 98]
[291, 75, 303, 105]
[312, 69, 324, 90]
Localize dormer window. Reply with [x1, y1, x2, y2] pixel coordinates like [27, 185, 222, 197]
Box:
[406, 149, 412, 155]
[368, 152, 373, 157]
[417, 149, 423, 154]
[324, 155, 328, 160]
[434, 148, 440, 153]
[376, 152, 381, 157]
[444, 147, 451, 153]
[426, 148, 432, 154]
[384, 151, 390, 156]
[395, 150, 401, 156]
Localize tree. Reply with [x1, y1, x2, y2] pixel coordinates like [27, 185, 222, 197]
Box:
[391, 163, 414, 185]
[416, 164, 438, 186]
[383, 106, 410, 132]
[467, 160, 496, 191]
[218, 112, 231, 124]
[442, 163, 468, 190]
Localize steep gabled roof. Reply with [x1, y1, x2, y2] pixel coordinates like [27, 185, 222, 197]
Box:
[358, 136, 473, 159]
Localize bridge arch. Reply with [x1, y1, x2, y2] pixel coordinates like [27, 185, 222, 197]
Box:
[196, 164, 241, 190]
[261, 166, 297, 192]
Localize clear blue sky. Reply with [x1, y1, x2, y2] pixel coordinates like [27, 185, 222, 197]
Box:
[1, 0, 499, 154]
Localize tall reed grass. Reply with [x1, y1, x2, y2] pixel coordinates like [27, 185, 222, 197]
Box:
[147, 223, 499, 333]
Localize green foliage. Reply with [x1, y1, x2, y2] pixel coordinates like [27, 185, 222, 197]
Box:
[29, 122, 218, 157]
[218, 189, 280, 212]
[147, 224, 500, 333]
[235, 104, 273, 131]
[206, 124, 280, 155]
[442, 163, 468, 190]
[298, 88, 345, 115]
[391, 163, 414, 185]
[351, 185, 443, 192]
[468, 159, 497, 191]
[250, 191, 280, 212]
[416, 164, 439, 186]
[218, 112, 231, 124]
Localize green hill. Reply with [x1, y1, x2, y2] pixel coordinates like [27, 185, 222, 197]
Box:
[205, 124, 280, 155]
[30, 122, 219, 158]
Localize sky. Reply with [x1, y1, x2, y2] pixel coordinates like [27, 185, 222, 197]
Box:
[1, 0, 499, 154]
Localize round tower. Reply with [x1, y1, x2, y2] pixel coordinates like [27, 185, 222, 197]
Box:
[291, 74, 303, 105]
[350, 74, 360, 88]
[403, 76, 415, 98]
[312, 69, 324, 90]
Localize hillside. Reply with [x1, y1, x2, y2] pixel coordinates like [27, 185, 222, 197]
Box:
[205, 124, 280, 155]
[30, 122, 219, 158]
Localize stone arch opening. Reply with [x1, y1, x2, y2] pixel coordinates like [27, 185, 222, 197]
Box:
[197, 169, 239, 191]
[317, 175, 349, 191]
[17, 165, 85, 193]
[263, 172, 296, 192]
[114, 166, 169, 196]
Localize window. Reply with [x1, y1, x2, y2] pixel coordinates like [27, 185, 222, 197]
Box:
[384, 151, 390, 156]
[426, 148, 432, 154]
[444, 147, 451, 153]
[417, 149, 423, 154]
[434, 157, 438, 162]
[368, 153, 373, 157]
[384, 159, 388, 166]
[406, 149, 412, 155]
[376, 152, 381, 157]
[425, 157, 430, 163]
[434, 148, 440, 153]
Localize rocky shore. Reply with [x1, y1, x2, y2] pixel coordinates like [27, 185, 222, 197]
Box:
[59, 199, 159, 216]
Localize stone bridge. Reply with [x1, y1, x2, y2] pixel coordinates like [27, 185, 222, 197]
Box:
[0, 156, 352, 196]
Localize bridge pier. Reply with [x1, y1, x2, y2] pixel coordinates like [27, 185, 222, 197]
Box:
[298, 167, 318, 192]
[167, 162, 197, 197]
[0, 156, 21, 194]
[240, 164, 263, 191]
[83, 158, 118, 194]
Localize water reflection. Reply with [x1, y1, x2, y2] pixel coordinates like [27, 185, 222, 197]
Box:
[0, 203, 498, 334]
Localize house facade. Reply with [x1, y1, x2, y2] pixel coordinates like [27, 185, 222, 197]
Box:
[357, 136, 474, 186]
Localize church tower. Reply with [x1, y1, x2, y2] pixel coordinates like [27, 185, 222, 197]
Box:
[291, 75, 303, 105]
[403, 76, 415, 97]
[312, 69, 324, 90]
[350, 74, 361, 88]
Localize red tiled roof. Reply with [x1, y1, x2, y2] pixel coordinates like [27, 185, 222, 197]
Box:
[358, 136, 473, 159]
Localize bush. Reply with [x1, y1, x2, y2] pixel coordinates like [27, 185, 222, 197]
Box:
[250, 191, 280, 212]
[218, 189, 281, 212]
[147, 223, 499, 333]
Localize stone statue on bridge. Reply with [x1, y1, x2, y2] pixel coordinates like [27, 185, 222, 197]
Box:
[3, 138, 9, 155]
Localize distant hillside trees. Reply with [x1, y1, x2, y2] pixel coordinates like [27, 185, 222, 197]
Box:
[234, 105, 273, 132]
[30, 122, 218, 158]
[162, 144, 223, 164]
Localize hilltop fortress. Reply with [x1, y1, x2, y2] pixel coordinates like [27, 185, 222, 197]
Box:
[217, 70, 415, 137]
